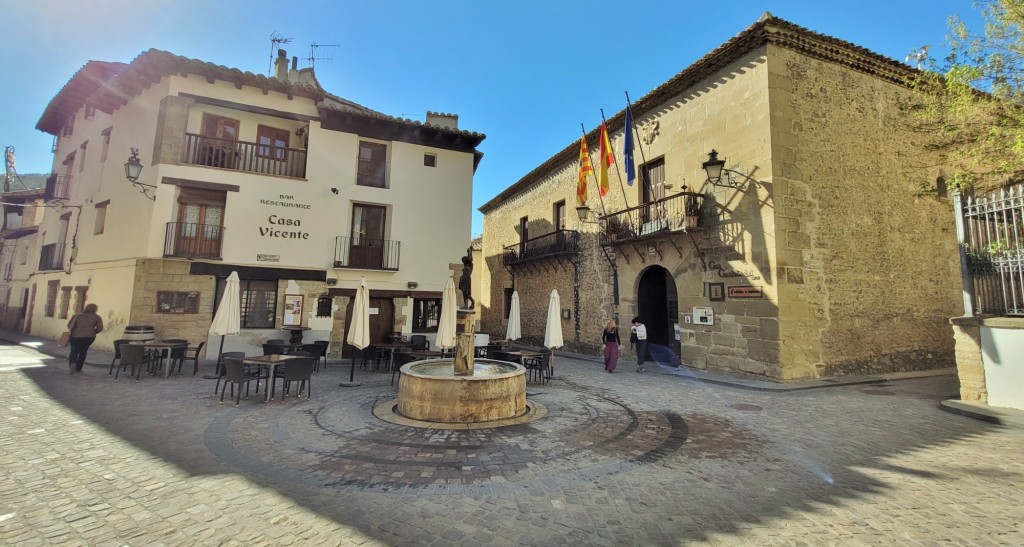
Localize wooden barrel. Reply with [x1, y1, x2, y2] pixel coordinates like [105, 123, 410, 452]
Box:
[123, 325, 155, 342]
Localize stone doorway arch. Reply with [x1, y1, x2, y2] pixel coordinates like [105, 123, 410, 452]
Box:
[637, 265, 676, 349]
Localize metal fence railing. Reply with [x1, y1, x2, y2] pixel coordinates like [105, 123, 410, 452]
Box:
[334, 236, 400, 271]
[957, 184, 1024, 315]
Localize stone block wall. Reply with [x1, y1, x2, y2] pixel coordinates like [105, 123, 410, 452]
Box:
[768, 44, 961, 377]
[950, 316, 986, 402]
[129, 259, 215, 354]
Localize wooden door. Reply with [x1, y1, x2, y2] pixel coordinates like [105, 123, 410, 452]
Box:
[349, 204, 386, 269]
[200, 114, 239, 168]
[341, 296, 394, 358]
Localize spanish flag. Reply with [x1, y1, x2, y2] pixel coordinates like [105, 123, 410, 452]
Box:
[598, 121, 614, 197]
[577, 137, 593, 205]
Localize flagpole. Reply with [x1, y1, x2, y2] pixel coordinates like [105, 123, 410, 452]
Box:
[580, 124, 609, 218]
[625, 92, 656, 200]
[600, 109, 631, 208]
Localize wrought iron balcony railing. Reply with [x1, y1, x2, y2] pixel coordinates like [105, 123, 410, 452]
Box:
[181, 133, 307, 178]
[503, 230, 580, 266]
[44, 173, 71, 201]
[334, 236, 400, 270]
[163, 222, 224, 259]
[38, 243, 65, 271]
[599, 191, 704, 244]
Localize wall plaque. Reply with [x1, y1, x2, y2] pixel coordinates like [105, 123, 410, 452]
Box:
[728, 286, 763, 299]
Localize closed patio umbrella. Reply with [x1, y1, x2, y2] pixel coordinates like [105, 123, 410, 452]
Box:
[436, 278, 458, 353]
[505, 290, 521, 343]
[543, 289, 563, 379]
[342, 276, 370, 386]
[208, 271, 240, 376]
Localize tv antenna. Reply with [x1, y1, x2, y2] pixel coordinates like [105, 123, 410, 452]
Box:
[306, 41, 339, 69]
[269, 32, 293, 76]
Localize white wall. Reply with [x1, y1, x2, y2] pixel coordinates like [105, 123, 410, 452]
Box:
[982, 325, 1024, 410]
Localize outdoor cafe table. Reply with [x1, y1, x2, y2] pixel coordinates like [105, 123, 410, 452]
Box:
[373, 342, 412, 373]
[409, 350, 443, 359]
[242, 354, 301, 402]
[129, 340, 188, 378]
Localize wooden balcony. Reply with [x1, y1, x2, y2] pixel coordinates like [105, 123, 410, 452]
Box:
[44, 174, 71, 201]
[334, 236, 400, 271]
[163, 222, 224, 260]
[181, 133, 307, 178]
[503, 230, 580, 266]
[599, 192, 704, 245]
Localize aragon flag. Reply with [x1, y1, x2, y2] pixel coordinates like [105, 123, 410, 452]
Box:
[577, 137, 593, 205]
[598, 121, 614, 197]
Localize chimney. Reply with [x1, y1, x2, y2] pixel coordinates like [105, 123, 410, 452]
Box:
[275, 49, 289, 81]
[425, 111, 459, 130]
[289, 56, 300, 83]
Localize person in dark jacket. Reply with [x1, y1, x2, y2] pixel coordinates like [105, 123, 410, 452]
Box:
[630, 316, 648, 373]
[68, 303, 104, 374]
[602, 319, 621, 373]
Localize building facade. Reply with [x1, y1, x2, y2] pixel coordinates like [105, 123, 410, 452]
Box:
[9, 49, 484, 357]
[479, 14, 961, 380]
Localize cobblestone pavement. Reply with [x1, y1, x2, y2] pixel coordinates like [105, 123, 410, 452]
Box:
[2, 341, 1023, 546]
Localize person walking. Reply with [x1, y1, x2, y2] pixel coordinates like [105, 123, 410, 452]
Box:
[631, 317, 648, 373]
[68, 303, 104, 375]
[602, 319, 621, 373]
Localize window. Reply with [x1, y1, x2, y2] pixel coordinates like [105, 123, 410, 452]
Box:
[412, 298, 441, 332]
[316, 295, 333, 317]
[59, 287, 72, 318]
[199, 114, 240, 168]
[84, 105, 96, 120]
[78, 141, 88, 172]
[44, 281, 59, 317]
[174, 188, 225, 258]
[94, 200, 108, 235]
[504, 288, 514, 319]
[63, 116, 74, 137]
[553, 200, 566, 231]
[519, 216, 529, 255]
[100, 127, 112, 162]
[216, 278, 277, 328]
[349, 204, 388, 269]
[73, 287, 88, 314]
[156, 291, 200, 314]
[357, 141, 388, 188]
[17, 241, 27, 265]
[424, 153, 436, 167]
[257, 125, 289, 160]
[641, 158, 666, 223]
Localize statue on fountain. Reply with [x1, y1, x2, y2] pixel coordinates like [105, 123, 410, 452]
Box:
[454, 246, 475, 375]
[458, 246, 474, 310]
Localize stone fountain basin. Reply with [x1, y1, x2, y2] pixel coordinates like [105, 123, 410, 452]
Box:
[397, 359, 526, 423]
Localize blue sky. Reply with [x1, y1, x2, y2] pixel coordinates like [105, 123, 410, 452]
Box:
[2, 1, 985, 236]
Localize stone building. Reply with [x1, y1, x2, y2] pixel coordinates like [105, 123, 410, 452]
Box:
[478, 14, 961, 380]
[11, 49, 484, 357]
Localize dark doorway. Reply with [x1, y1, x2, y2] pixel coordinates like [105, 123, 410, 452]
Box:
[637, 265, 676, 348]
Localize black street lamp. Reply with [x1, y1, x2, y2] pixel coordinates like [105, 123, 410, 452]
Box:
[124, 148, 155, 200]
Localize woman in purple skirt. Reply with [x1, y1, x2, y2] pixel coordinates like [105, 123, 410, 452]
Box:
[602, 319, 621, 373]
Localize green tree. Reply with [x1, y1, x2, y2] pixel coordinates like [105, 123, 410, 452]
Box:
[912, 0, 1024, 192]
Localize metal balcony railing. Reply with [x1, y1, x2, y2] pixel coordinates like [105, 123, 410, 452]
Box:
[181, 133, 307, 178]
[163, 222, 224, 260]
[44, 173, 71, 201]
[503, 230, 580, 266]
[599, 191, 704, 244]
[334, 236, 400, 270]
[38, 243, 65, 271]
